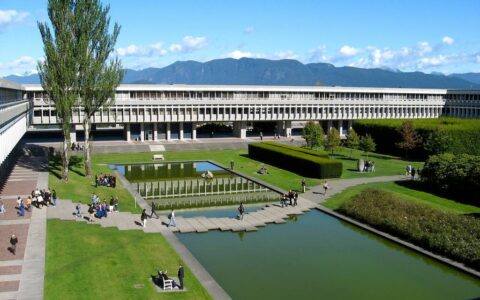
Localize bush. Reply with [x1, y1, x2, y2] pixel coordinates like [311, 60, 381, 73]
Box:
[353, 118, 480, 159]
[421, 153, 480, 200]
[338, 189, 480, 271]
[248, 142, 342, 178]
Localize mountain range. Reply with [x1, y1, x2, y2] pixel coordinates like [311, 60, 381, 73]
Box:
[3, 58, 480, 89]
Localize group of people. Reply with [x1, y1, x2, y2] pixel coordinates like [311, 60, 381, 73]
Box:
[140, 203, 176, 228]
[281, 190, 299, 207]
[11, 189, 57, 217]
[152, 265, 185, 290]
[363, 160, 376, 172]
[405, 165, 420, 180]
[70, 142, 84, 151]
[95, 174, 117, 188]
[75, 194, 119, 222]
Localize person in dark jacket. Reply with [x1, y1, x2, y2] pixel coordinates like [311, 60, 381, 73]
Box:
[178, 265, 185, 290]
[141, 209, 147, 227]
[10, 235, 18, 255]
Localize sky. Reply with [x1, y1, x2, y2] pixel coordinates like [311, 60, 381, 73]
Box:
[0, 0, 479, 76]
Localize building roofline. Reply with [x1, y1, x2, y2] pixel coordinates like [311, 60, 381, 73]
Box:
[0, 78, 25, 91]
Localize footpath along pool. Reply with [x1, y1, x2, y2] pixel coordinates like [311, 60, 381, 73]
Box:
[177, 209, 480, 300]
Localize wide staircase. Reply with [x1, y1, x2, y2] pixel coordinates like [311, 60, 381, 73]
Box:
[47, 197, 318, 233]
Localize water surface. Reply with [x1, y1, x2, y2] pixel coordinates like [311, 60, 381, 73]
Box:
[178, 210, 480, 300]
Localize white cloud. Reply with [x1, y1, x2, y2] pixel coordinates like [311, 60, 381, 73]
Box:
[117, 45, 141, 57]
[244, 26, 254, 34]
[418, 55, 448, 68]
[227, 50, 265, 59]
[442, 36, 454, 45]
[274, 51, 298, 60]
[339, 45, 358, 57]
[417, 41, 432, 56]
[169, 36, 208, 53]
[0, 9, 29, 29]
[308, 45, 330, 62]
[228, 50, 253, 59]
[0, 55, 37, 76]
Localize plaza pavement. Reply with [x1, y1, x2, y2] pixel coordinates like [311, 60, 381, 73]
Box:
[0, 154, 48, 300]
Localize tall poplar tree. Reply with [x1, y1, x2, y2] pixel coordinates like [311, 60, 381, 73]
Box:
[37, 0, 78, 181]
[75, 0, 123, 177]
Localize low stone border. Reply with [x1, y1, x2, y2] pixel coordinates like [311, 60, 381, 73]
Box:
[315, 204, 480, 279]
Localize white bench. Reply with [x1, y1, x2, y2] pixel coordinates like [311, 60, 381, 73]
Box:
[153, 154, 165, 161]
[161, 276, 174, 290]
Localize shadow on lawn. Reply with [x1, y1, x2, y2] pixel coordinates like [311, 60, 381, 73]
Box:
[49, 154, 85, 179]
[395, 180, 480, 207]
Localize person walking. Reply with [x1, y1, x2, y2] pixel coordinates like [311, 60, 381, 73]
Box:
[411, 167, 416, 180]
[238, 202, 245, 220]
[323, 181, 329, 195]
[150, 201, 159, 219]
[141, 209, 148, 227]
[18, 201, 25, 217]
[10, 235, 18, 255]
[301, 179, 306, 193]
[294, 192, 298, 206]
[51, 189, 57, 207]
[178, 265, 185, 290]
[168, 210, 176, 227]
[75, 203, 82, 218]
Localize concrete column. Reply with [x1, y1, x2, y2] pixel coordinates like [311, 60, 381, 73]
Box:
[234, 121, 247, 139]
[140, 123, 145, 142]
[192, 122, 197, 140]
[153, 123, 158, 141]
[327, 120, 333, 132]
[179, 122, 184, 140]
[166, 123, 171, 141]
[284, 120, 292, 137]
[338, 120, 344, 137]
[276, 121, 284, 136]
[69, 126, 77, 143]
[124, 124, 131, 142]
[347, 120, 353, 130]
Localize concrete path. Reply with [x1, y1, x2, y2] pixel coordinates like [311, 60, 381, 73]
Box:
[0, 154, 48, 300]
[303, 175, 408, 204]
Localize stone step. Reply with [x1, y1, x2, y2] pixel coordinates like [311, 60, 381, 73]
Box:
[0, 291, 18, 300]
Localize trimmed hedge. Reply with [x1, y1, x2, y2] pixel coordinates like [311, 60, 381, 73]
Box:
[338, 189, 480, 271]
[261, 141, 329, 158]
[353, 118, 480, 159]
[421, 153, 480, 202]
[248, 142, 342, 178]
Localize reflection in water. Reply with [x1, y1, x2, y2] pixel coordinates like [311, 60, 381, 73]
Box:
[111, 161, 280, 209]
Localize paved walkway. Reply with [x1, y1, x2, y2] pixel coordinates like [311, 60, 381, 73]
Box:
[0, 154, 48, 300]
[303, 175, 408, 204]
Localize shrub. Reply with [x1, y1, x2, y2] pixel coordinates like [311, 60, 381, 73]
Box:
[338, 189, 480, 271]
[248, 142, 342, 178]
[353, 117, 480, 159]
[421, 153, 480, 200]
[262, 141, 329, 158]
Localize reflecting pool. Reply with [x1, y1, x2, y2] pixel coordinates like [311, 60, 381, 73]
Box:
[111, 161, 279, 209]
[177, 210, 480, 300]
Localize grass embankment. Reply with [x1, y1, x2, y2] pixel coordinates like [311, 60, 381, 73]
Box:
[337, 189, 480, 271]
[49, 148, 421, 213]
[45, 220, 211, 300]
[323, 181, 480, 214]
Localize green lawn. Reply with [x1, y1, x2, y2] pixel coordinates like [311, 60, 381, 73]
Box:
[323, 181, 480, 214]
[49, 155, 140, 213]
[45, 220, 211, 300]
[49, 147, 421, 213]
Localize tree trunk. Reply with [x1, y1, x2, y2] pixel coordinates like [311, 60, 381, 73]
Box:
[83, 119, 93, 177]
[61, 127, 70, 182]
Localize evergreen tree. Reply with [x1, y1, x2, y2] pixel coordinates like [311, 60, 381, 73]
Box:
[302, 121, 324, 148]
[345, 127, 360, 158]
[360, 134, 376, 158]
[424, 129, 453, 155]
[325, 128, 341, 154]
[396, 120, 421, 158]
[75, 0, 124, 177]
[37, 0, 78, 181]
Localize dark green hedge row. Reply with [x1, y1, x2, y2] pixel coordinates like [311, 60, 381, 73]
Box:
[421, 153, 480, 201]
[248, 142, 342, 178]
[338, 189, 480, 271]
[262, 141, 329, 158]
[353, 118, 480, 159]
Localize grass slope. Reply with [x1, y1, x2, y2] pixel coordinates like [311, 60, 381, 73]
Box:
[45, 220, 211, 300]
